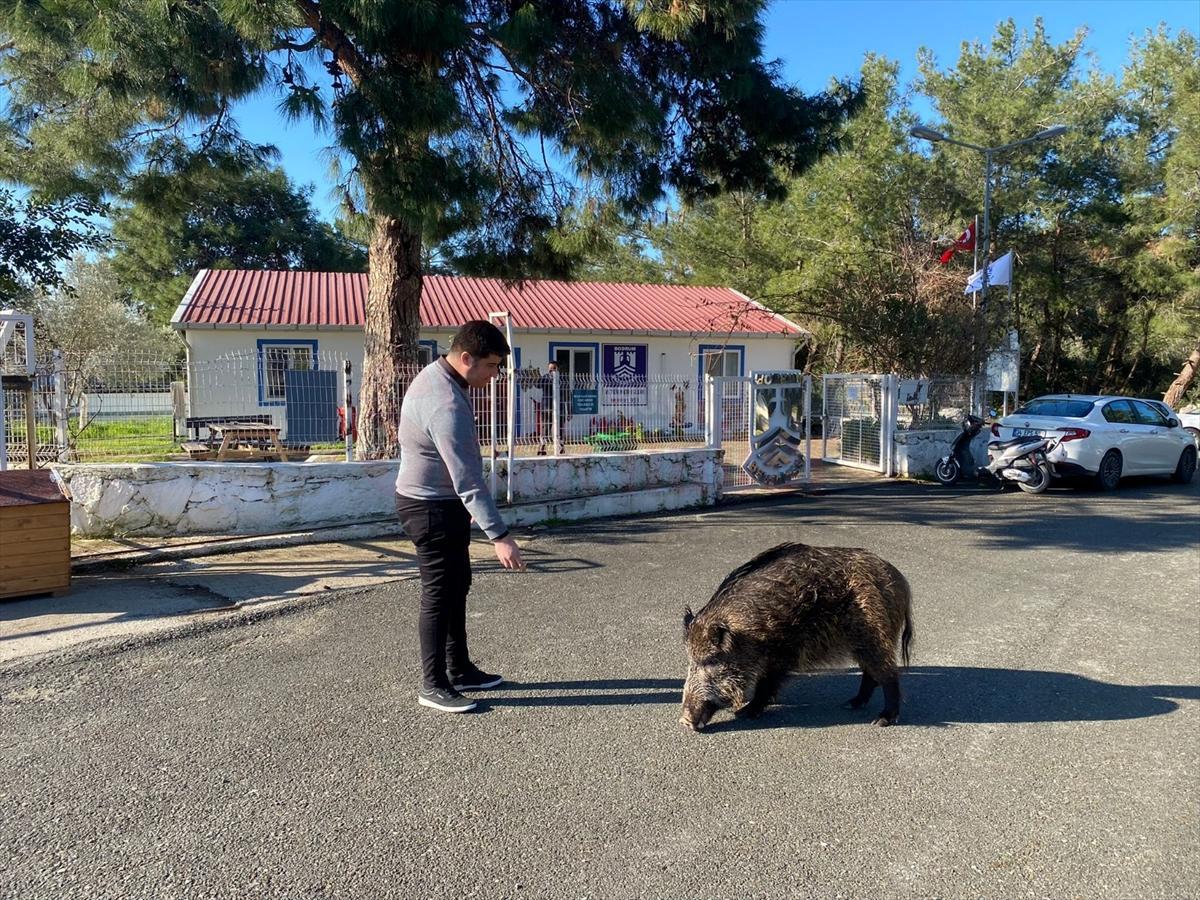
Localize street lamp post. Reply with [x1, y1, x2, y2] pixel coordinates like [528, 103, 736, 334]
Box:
[910, 124, 1068, 412]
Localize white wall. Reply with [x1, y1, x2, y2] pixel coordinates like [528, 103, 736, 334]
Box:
[56, 449, 723, 538]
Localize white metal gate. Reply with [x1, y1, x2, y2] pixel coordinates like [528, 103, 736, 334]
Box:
[821, 374, 898, 475]
[706, 371, 811, 489]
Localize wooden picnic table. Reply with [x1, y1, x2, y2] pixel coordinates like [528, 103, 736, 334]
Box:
[207, 422, 292, 461]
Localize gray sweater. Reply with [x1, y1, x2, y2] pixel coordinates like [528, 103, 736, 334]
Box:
[395, 358, 509, 540]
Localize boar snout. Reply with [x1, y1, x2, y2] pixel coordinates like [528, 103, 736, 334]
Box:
[680, 676, 718, 732]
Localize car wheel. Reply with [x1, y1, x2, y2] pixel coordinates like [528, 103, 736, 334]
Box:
[1186, 427, 1200, 452]
[1173, 445, 1197, 484]
[934, 457, 961, 485]
[1094, 449, 1122, 491]
[1018, 462, 1051, 494]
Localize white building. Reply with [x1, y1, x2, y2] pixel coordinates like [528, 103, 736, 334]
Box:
[171, 269, 806, 443]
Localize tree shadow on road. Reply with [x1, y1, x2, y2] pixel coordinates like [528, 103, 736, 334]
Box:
[480, 678, 682, 708]
[712, 665, 1200, 731]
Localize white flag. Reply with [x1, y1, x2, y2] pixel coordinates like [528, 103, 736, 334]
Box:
[965, 251, 1013, 294]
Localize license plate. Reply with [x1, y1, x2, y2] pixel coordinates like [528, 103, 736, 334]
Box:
[1012, 428, 1042, 438]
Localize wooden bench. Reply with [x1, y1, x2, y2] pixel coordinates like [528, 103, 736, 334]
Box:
[185, 415, 273, 442]
[208, 422, 293, 461]
[180, 441, 212, 460]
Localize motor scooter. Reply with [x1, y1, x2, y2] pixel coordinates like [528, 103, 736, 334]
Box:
[978, 432, 1061, 494]
[934, 414, 985, 485]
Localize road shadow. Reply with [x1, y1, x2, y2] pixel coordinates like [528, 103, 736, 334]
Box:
[479, 678, 682, 709]
[712, 665, 1200, 731]
[472, 668, 1199, 727]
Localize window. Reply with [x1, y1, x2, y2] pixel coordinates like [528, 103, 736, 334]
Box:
[418, 341, 438, 365]
[701, 347, 744, 398]
[553, 346, 595, 385]
[1101, 400, 1137, 424]
[1131, 400, 1168, 426]
[1015, 398, 1095, 418]
[258, 341, 316, 404]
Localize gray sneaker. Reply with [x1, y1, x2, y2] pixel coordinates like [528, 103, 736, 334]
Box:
[417, 686, 477, 713]
[449, 665, 503, 691]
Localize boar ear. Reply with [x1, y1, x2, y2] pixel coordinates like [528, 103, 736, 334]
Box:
[682, 606, 695, 635]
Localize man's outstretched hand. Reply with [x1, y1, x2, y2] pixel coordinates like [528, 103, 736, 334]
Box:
[493, 536, 526, 571]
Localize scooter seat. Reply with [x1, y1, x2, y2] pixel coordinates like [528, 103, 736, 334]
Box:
[988, 436, 1043, 450]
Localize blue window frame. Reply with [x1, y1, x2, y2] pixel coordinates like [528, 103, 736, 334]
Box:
[418, 339, 439, 365]
[697, 344, 745, 381]
[548, 341, 600, 379]
[697, 344, 745, 408]
[256, 338, 318, 407]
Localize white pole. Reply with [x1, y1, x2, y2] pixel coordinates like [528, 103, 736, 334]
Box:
[343, 359, 354, 462]
[0, 377, 7, 471]
[551, 369, 561, 457]
[504, 328, 515, 505]
[486, 311, 515, 499]
[804, 375, 812, 482]
[488, 375, 497, 499]
[54, 350, 68, 462]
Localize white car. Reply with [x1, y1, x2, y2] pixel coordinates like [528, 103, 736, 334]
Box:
[1177, 409, 1200, 450]
[992, 394, 1197, 489]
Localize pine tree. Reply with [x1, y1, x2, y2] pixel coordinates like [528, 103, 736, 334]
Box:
[1, 1, 859, 456]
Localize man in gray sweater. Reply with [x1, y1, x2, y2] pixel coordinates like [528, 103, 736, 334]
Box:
[395, 320, 525, 713]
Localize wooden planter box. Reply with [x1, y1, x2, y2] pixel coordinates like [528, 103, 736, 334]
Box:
[0, 469, 71, 600]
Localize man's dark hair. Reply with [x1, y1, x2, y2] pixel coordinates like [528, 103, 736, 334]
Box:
[450, 320, 510, 358]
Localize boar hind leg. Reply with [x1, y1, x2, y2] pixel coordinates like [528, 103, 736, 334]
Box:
[737, 669, 786, 719]
[854, 652, 901, 726]
[872, 679, 901, 727]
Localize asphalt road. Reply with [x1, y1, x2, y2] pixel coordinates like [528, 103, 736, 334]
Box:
[2, 476, 1198, 899]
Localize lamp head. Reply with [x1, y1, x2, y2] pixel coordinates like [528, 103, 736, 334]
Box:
[1033, 125, 1069, 141]
[909, 125, 946, 142]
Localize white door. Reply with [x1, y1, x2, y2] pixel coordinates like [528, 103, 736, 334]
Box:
[704, 350, 745, 434]
[554, 347, 594, 425]
[1099, 400, 1144, 473]
[1130, 400, 1180, 471]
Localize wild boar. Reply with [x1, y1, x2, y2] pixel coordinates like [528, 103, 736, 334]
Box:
[680, 542, 913, 730]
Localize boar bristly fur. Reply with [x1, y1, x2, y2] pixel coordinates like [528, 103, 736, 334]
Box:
[680, 543, 913, 731]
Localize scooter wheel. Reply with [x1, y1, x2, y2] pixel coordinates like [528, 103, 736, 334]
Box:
[934, 457, 961, 485]
[1018, 463, 1052, 494]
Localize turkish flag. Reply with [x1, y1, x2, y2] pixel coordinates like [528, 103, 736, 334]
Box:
[938, 221, 976, 265]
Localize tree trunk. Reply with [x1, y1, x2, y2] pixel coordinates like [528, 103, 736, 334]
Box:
[355, 215, 422, 459]
[1162, 340, 1200, 410]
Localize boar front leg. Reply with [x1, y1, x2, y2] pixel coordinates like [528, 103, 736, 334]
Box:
[736, 668, 786, 719]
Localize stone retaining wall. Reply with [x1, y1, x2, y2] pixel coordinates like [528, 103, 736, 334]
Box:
[54, 449, 723, 538]
[892, 429, 989, 479]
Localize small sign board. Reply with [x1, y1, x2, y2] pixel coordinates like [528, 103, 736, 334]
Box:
[602, 344, 648, 406]
[571, 389, 599, 415]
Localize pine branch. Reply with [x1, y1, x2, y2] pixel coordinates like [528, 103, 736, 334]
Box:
[290, 0, 374, 86]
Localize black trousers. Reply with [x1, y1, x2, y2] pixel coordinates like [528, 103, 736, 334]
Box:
[395, 495, 474, 689]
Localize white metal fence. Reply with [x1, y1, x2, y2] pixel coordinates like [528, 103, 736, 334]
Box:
[1, 349, 712, 467]
[894, 376, 975, 432]
[821, 373, 975, 474]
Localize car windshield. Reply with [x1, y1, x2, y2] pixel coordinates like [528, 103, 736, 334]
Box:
[1013, 398, 1095, 418]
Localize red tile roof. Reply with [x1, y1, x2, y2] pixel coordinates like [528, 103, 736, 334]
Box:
[172, 269, 803, 336]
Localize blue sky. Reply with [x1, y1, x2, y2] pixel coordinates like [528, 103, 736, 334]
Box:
[233, 0, 1198, 222]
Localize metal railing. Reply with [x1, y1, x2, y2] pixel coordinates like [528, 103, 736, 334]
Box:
[2, 349, 711, 466]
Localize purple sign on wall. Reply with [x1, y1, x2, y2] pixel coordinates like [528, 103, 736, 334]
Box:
[602, 343, 648, 406]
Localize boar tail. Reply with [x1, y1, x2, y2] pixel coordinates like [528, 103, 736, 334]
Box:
[899, 573, 914, 668]
[900, 612, 914, 669]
